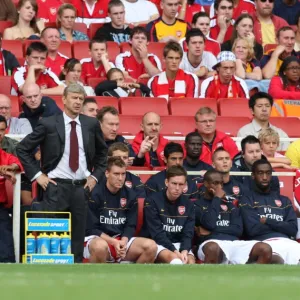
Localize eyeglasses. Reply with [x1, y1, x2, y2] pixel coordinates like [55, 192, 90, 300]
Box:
[286, 66, 300, 71]
[260, 0, 274, 3]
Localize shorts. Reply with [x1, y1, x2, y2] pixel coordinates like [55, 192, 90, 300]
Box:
[264, 238, 300, 265]
[83, 235, 136, 263]
[296, 219, 300, 242]
[156, 242, 194, 258]
[197, 239, 259, 265]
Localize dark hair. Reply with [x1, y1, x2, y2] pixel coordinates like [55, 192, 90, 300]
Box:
[97, 106, 119, 122]
[186, 28, 205, 45]
[41, 26, 60, 38]
[278, 56, 300, 90]
[164, 142, 184, 159]
[26, 41, 48, 56]
[108, 142, 129, 156]
[107, 156, 126, 171]
[130, 26, 149, 41]
[185, 131, 202, 143]
[248, 92, 273, 110]
[83, 97, 97, 106]
[192, 11, 210, 25]
[203, 169, 222, 182]
[251, 159, 272, 173]
[214, 0, 233, 11]
[166, 165, 187, 180]
[108, 0, 124, 13]
[212, 147, 230, 161]
[163, 41, 183, 58]
[241, 135, 260, 153]
[59, 58, 81, 81]
[276, 26, 295, 39]
[89, 38, 107, 50]
[0, 115, 7, 128]
[231, 13, 254, 44]
[106, 68, 124, 80]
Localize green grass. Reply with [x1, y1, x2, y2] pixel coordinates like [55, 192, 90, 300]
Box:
[1, 264, 300, 300]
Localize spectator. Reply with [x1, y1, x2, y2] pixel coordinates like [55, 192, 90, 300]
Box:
[0, 94, 32, 135]
[295, 12, 300, 52]
[273, 0, 300, 26]
[261, 27, 299, 79]
[221, 14, 263, 60]
[268, 56, 300, 100]
[95, 68, 151, 98]
[0, 0, 17, 22]
[132, 112, 169, 168]
[258, 128, 292, 169]
[285, 139, 300, 169]
[232, 38, 262, 81]
[179, 29, 217, 79]
[145, 142, 198, 200]
[59, 58, 96, 96]
[57, 3, 89, 42]
[237, 92, 289, 151]
[121, 0, 159, 26]
[93, 0, 130, 44]
[36, 0, 63, 23]
[97, 106, 136, 159]
[209, 0, 234, 44]
[0, 33, 20, 76]
[73, 0, 110, 26]
[19, 83, 61, 129]
[12, 41, 63, 95]
[40, 27, 68, 77]
[80, 38, 114, 85]
[81, 98, 98, 118]
[178, 0, 205, 24]
[148, 41, 198, 100]
[146, 0, 190, 42]
[252, 0, 288, 46]
[3, 0, 45, 40]
[116, 27, 162, 81]
[200, 51, 249, 99]
[195, 107, 239, 165]
[0, 115, 18, 156]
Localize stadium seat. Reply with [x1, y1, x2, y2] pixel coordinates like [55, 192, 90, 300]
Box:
[216, 116, 250, 136]
[275, 171, 294, 202]
[87, 96, 118, 110]
[87, 77, 107, 89]
[269, 117, 300, 138]
[118, 115, 142, 135]
[119, 97, 169, 116]
[119, 42, 131, 53]
[148, 42, 165, 69]
[169, 97, 217, 116]
[107, 41, 120, 62]
[218, 98, 252, 118]
[48, 95, 64, 110]
[10, 96, 20, 117]
[0, 21, 13, 35]
[153, 167, 165, 171]
[0, 76, 12, 95]
[264, 44, 277, 54]
[45, 22, 88, 35]
[2, 40, 23, 62]
[89, 23, 104, 39]
[160, 116, 194, 136]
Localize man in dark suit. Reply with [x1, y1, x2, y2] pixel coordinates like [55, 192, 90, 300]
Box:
[16, 83, 107, 262]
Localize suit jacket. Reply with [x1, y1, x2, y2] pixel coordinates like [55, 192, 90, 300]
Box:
[16, 113, 107, 181]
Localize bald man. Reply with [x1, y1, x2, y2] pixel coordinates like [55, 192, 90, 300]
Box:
[132, 112, 169, 167]
[19, 83, 61, 129]
[0, 94, 32, 135]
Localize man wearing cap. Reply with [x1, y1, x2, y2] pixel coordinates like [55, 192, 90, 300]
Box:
[200, 51, 249, 99]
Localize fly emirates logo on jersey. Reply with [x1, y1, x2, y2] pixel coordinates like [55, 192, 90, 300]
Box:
[100, 210, 126, 225]
[163, 217, 183, 232]
[259, 206, 284, 222]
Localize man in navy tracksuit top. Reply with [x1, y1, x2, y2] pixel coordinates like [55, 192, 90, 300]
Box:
[195, 169, 272, 264]
[143, 165, 195, 264]
[107, 142, 146, 198]
[146, 142, 198, 201]
[240, 159, 300, 265]
[183, 131, 212, 187]
[84, 157, 157, 263]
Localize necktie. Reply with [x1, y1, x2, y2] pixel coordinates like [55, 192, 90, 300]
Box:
[69, 121, 79, 172]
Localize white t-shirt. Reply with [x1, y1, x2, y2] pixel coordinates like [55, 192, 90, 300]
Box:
[179, 51, 217, 73]
[121, 0, 159, 24]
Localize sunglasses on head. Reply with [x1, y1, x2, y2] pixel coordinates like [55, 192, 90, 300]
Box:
[260, 0, 274, 3]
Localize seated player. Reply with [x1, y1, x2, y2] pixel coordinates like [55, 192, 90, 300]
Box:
[81, 98, 98, 118]
[143, 165, 195, 264]
[80, 38, 115, 85]
[195, 169, 272, 264]
[108, 142, 146, 198]
[183, 131, 212, 186]
[84, 157, 157, 263]
[132, 112, 169, 168]
[145, 142, 198, 201]
[115, 26, 162, 81]
[200, 51, 249, 99]
[240, 159, 300, 265]
[148, 41, 198, 100]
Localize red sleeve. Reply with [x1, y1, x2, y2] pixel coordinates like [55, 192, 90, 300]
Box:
[209, 27, 218, 40]
[269, 76, 300, 100]
[224, 137, 239, 159]
[80, 63, 88, 84]
[185, 74, 197, 97]
[1, 151, 23, 172]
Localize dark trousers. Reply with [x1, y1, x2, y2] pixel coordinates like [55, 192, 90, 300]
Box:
[40, 182, 89, 263]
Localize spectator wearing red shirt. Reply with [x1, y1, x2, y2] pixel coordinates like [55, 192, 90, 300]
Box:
[115, 26, 162, 81]
[209, 0, 235, 44]
[200, 51, 249, 99]
[194, 107, 239, 165]
[178, 0, 205, 24]
[80, 38, 115, 85]
[12, 42, 63, 96]
[40, 27, 68, 77]
[37, 0, 64, 23]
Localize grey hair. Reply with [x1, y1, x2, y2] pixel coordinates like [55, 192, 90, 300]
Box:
[63, 83, 86, 98]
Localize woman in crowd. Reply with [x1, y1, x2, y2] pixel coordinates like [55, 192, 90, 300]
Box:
[3, 0, 44, 40]
[232, 37, 262, 81]
[57, 3, 89, 42]
[0, 0, 17, 22]
[268, 56, 300, 100]
[221, 14, 263, 60]
[95, 68, 151, 98]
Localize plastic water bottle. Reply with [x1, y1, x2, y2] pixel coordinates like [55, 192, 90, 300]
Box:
[60, 232, 71, 254]
[50, 232, 60, 254]
[37, 233, 50, 254]
[26, 233, 36, 254]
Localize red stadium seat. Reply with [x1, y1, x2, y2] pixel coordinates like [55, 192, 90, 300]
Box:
[87, 77, 107, 89]
[48, 95, 64, 110]
[0, 77, 12, 95]
[106, 41, 120, 62]
[119, 115, 142, 135]
[264, 44, 277, 54]
[119, 97, 169, 116]
[148, 42, 165, 69]
[169, 97, 217, 116]
[89, 96, 118, 110]
[216, 116, 250, 136]
[89, 23, 104, 39]
[153, 167, 165, 171]
[10, 96, 20, 117]
[160, 115, 194, 136]
[2, 40, 23, 62]
[275, 171, 294, 201]
[0, 21, 13, 35]
[119, 42, 131, 53]
[269, 117, 300, 138]
[218, 98, 252, 118]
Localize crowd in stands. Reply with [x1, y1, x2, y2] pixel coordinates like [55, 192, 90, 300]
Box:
[0, 0, 300, 264]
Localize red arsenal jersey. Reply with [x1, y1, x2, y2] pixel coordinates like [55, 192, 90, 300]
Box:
[209, 18, 234, 43]
[45, 52, 69, 77]
[37, 0, 63, 23]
